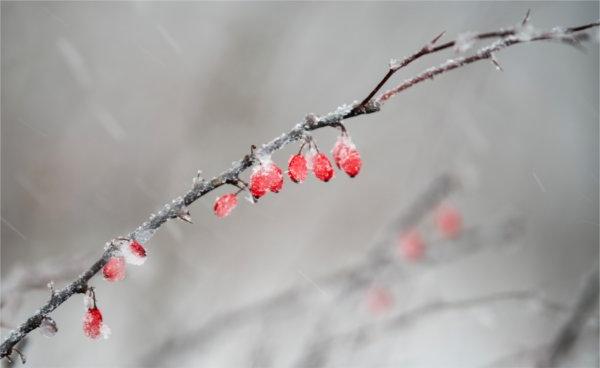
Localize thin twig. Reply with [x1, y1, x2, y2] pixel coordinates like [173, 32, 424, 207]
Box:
[1, 18, 598, 360]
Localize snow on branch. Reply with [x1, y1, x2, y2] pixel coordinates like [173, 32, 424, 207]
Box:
[1, 14, 598, 362]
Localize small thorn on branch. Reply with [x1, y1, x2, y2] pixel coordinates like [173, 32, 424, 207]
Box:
[192, 170, 205, 187]
[522, 9, 531, 26]
[490, 53, 503, 71]
[428, 30, 446, 49]
[7, 347, 26, 365]
[47, 281, 55, 297]
[177, 206, 193, 224]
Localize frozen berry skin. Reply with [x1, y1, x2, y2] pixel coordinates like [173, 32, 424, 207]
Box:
[249, 167, 269, 199]
[398, 229, 425, 261]
[102, 256, 126, 282]
[213, 193, 238, 218]
[83, 307, 103, 339]
[267, 164, 284, 193]
[435, 205, 462, 239]
[288, 154, 308, 183]
[340, 148, 362, 178]
[312, 153, 334, 182]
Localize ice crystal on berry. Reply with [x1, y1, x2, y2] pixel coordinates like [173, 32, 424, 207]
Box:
[102, 256, 126, 282]
[214, 193, 238, 218]
[268, 164, 284, 193]
[288, 154, 308, 183]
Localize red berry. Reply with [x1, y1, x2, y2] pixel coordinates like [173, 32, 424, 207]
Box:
[129, 240, 146, 258]
[103, 256, 126, 282]
[123, 240, 147, 265]
[435, 204, 462, 239]
[340, 148, 362, 177]
[332, 136, 351, 168]
[398, 229, 425, 261]
[288, 154, 308, 183]
[367, 287, 394, 315]
[249, 167, 269, 199]
[83, 307, 103, 339]
[312, 153, 334, 182]
[267, 164, 284, 193]
[333, 135, 362, 177]
[214, 193, 238, 218]
[250, 162, 283, 198]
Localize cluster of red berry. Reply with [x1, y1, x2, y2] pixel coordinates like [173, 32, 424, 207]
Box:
[213, 129, 362, 218]
[366, 204, 463, 316]
[398, 203, 463, 261]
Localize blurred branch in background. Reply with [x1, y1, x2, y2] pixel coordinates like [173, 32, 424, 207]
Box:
[141, 172, 533, 366]
[1, 12, 599, 363]
[487, 266, 599, 368]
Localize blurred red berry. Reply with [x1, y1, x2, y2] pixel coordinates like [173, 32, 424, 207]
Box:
[367, 287, 394, 315]
[288, 154, 308, 183]
[214, 193, 238, 218]
[435, 204, 463, 239]
[312, 153, 334, 182]
[83, 307, 103, 339]
[102, 256, 126, 282]
[398, 229, 425, 261]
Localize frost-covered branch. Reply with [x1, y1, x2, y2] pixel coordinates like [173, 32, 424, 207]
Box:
[1, 16, 598, 361]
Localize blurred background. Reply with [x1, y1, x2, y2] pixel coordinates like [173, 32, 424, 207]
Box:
[1, 2, 598, 367]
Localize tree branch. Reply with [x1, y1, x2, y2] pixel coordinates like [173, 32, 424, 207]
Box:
[1, 17, 598, 361]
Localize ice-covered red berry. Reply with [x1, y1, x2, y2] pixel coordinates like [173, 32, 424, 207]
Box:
[102, 256, 126, 282]
[312, 153, 334, 182]
[83, 307, 110, 340]
[332, 135, 362, 177]
[267, 164, 284, 193]
[123, 240, 147, 266]
[288, 154, 308, 183]
[213, 193, 238, 218]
